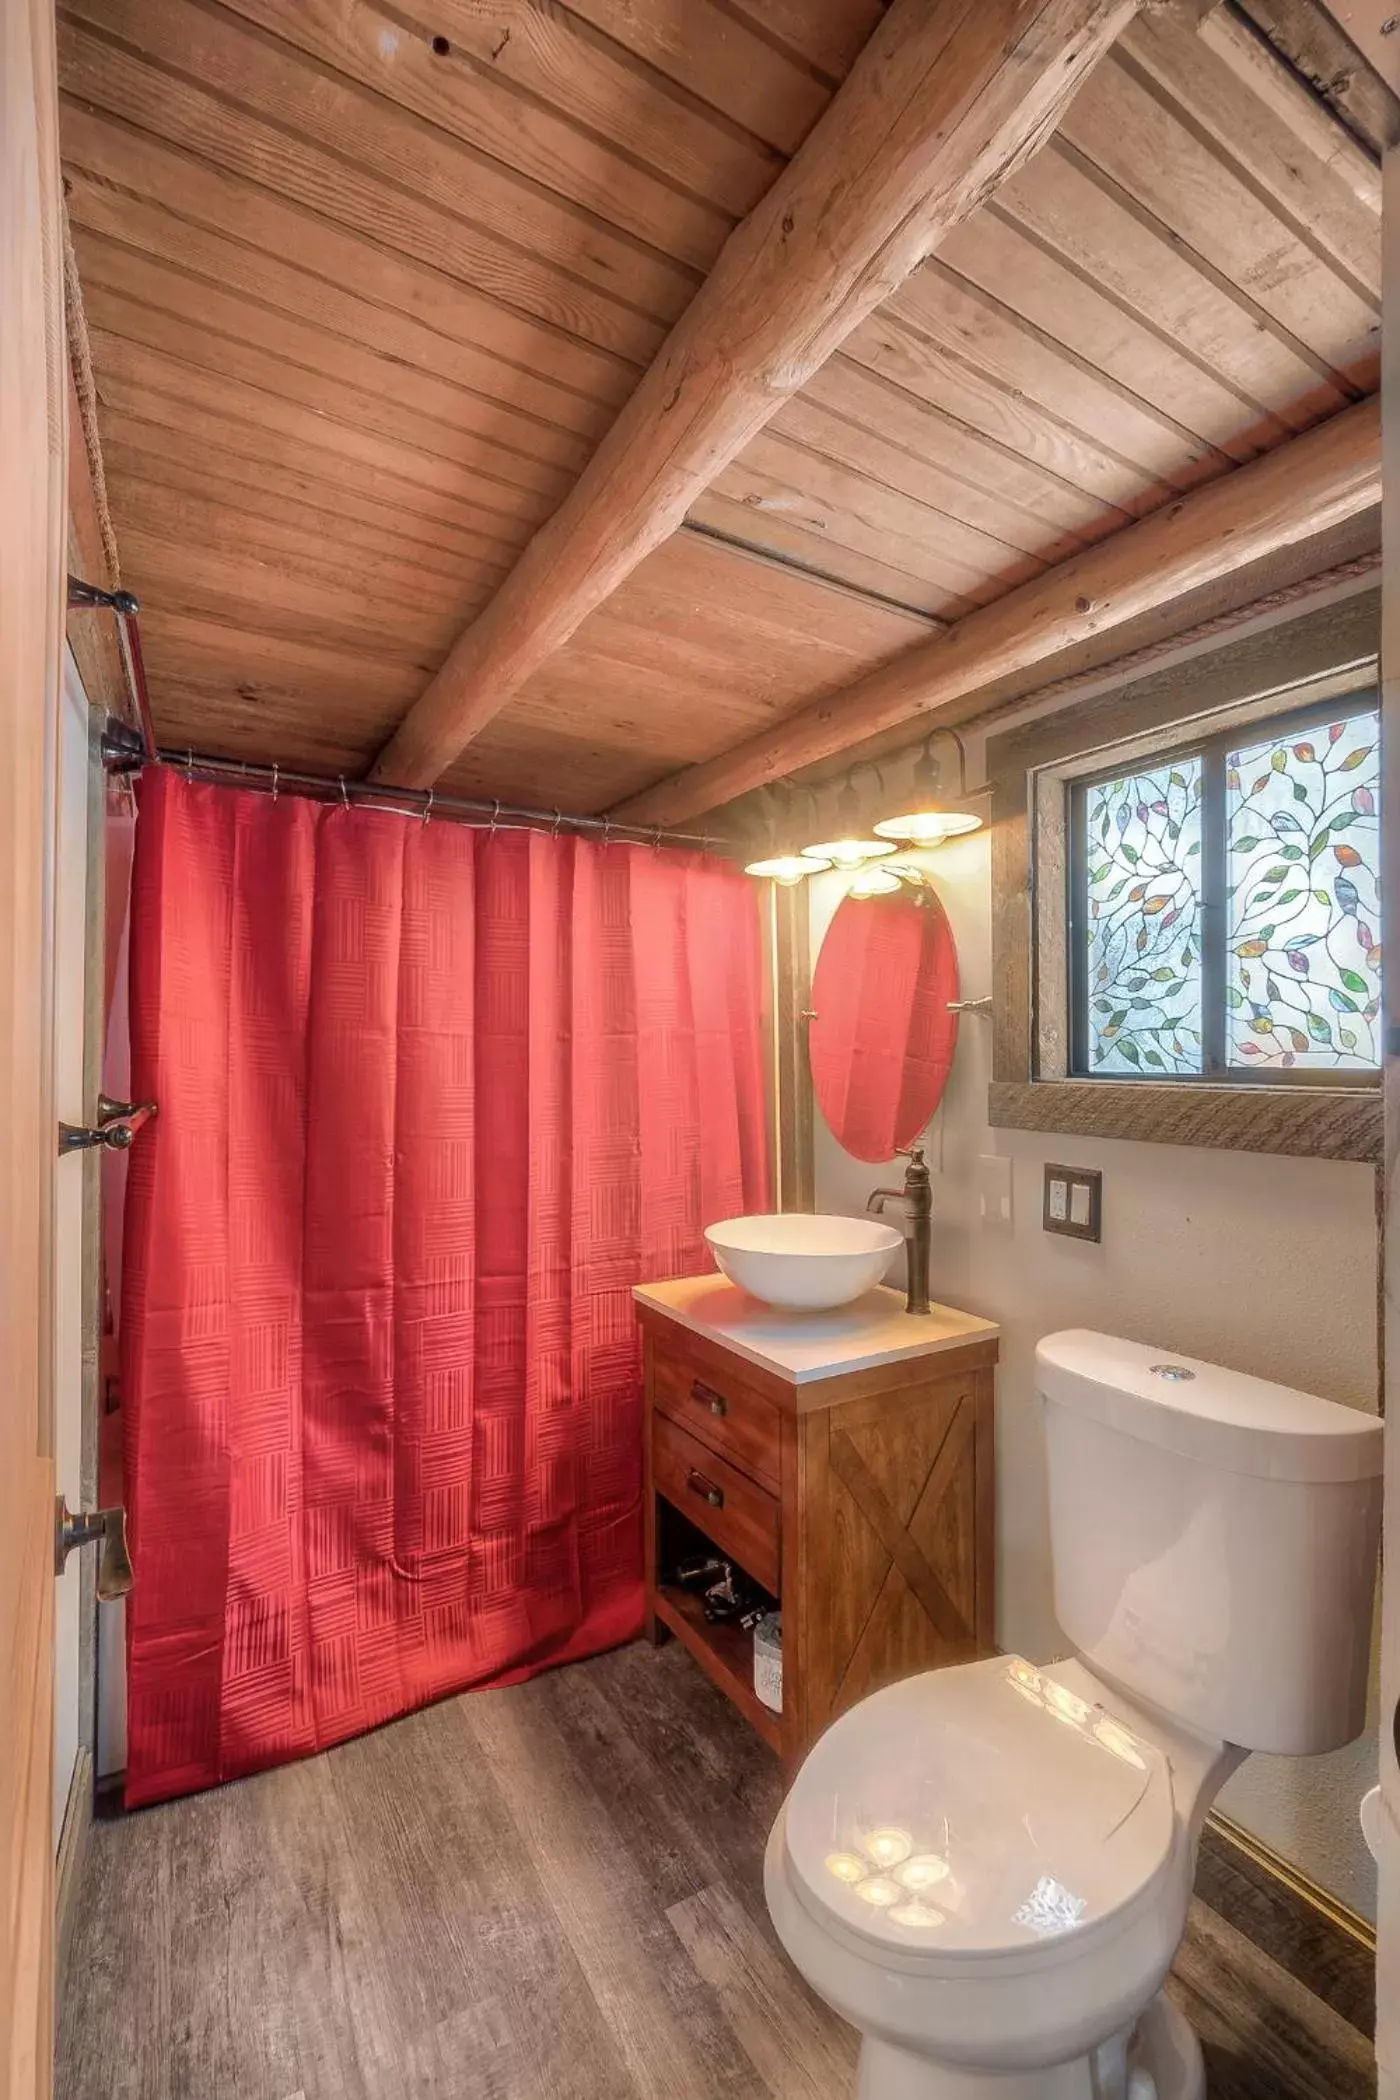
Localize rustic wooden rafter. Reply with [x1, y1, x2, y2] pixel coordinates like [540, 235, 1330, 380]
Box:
[611, 393, 1381, 825]
[368, 0, 1145, 791]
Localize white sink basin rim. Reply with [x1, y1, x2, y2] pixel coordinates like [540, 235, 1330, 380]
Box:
[704, 1212, 903, 1311]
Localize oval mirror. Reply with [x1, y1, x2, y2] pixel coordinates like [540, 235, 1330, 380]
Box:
[809, 887, 960, 1163]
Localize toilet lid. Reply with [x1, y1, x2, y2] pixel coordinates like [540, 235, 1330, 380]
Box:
[785, 1655, 1176, 1963]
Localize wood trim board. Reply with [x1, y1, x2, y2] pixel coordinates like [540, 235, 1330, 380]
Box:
[2, 0, 66, 2090]
[989, 1078, 1381, 1160]
[771, 883, 815, 1214]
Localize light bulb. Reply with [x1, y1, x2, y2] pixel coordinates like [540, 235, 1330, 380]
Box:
[873, 811, 984, 843]
[744, 853, 827, 884]
[801, 837, 897, 868]
[825, 1852, 866, 1885]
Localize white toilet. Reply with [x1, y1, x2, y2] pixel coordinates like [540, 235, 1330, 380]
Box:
[764, 1329, 1383, 2100]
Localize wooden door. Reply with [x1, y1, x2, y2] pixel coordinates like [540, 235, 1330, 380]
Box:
[2, 0, 68, 2092]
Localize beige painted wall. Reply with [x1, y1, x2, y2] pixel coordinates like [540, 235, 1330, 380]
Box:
[808, 765, 1382, 1920]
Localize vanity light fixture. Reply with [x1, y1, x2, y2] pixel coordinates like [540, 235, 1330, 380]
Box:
[744, 851, 829, 885]
[802, 763, 897, 868]
[874, 731, 986, 845]
[803, 837, 897, 868]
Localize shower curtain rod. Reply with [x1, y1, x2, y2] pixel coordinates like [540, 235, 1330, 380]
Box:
[149, 745, 740, 854]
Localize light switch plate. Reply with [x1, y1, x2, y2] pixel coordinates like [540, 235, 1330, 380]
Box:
[1043, 1164, 1102, 1243]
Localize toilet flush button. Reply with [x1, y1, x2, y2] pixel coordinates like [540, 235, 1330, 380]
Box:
[1149, 1364, 1195, 1383]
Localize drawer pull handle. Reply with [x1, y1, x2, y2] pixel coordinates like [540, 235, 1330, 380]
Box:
[693, 1380, 727, 1418]
[687, 1468, 724, 1510]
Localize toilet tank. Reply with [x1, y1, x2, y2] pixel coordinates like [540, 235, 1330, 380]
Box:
[1036, 1331, 1383, 1755]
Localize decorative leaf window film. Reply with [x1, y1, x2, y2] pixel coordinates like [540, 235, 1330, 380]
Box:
[1071, 691, 1380, 1083]
[1226, 712, 1380, 1070]
[1084, 760, 1203, 1075]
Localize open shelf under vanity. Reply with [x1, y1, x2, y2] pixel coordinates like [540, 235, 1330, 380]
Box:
[637, 1276, 998, 1777]
[651, 1580, 782, 1754]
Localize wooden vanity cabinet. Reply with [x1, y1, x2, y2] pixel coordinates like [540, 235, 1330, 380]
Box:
[636, 1284, 998, 1774]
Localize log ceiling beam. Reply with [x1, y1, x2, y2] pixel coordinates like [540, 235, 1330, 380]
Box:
[611, 395, 1381, 826]
[369, 0, 1143, 791]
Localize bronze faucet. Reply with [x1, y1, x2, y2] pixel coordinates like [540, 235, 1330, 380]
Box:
[867, 1146, 932, 1315]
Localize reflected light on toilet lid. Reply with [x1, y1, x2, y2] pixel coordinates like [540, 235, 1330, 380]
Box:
[1013, 1875, 1088, 1939]
[860, 1827, 913, 1869]
[1093, 1717, 1148, 1770]
[782, 1655, 1177, 1959]
[887, 1901, 945, 1930]
[1044, 1680, 1092, 1728]
[894, 1854, 951, 1893]
[1006, 1659, 1043, 1706]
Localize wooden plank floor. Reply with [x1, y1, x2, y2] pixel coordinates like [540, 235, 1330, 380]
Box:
[56, 1640, 1376, 2100]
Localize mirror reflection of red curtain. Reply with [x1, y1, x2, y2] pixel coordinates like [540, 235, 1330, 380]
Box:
[810, 890, 960, 1163]
[121, 772, 769, 1806]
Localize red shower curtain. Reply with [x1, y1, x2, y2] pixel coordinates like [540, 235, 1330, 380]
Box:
[121, 772, 769, 1806]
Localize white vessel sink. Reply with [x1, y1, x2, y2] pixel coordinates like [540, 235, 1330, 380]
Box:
[704, 1212, 903, 1312]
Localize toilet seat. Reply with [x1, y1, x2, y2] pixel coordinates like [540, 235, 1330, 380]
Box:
[783, 1654, 1179, 1979]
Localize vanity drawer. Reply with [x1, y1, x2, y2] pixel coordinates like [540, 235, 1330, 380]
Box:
[652, 1414, 781, 1595]
[652, 1348, 781, 1490]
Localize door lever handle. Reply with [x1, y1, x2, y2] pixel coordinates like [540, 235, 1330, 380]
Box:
[55, 1499, 134, 1601]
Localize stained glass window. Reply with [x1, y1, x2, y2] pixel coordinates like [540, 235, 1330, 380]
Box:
[1083, 760, 1203, 1076]
[1072, 692, 1380, 1083]
[1226, 715, 1380, 1071]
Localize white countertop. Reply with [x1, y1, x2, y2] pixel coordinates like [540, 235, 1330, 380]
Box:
[633, 1274, 998, 1386]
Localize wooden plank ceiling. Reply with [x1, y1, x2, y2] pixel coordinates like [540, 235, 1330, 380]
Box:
[60, 0, 1383, 814]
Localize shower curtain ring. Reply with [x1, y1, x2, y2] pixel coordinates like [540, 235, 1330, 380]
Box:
[270, 761, 279, 803]
[552, 808, 563, 838]
[185, 748, 194, 783]
[490, 798, 500, 836]
[602, 815, 613, 850]
[652, 825, 662, 855]
[422, 788, 434, 827]
[338, 775, 350, 811]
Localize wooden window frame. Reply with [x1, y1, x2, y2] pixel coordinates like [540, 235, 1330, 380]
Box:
[987, 587, 1383, 1163]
